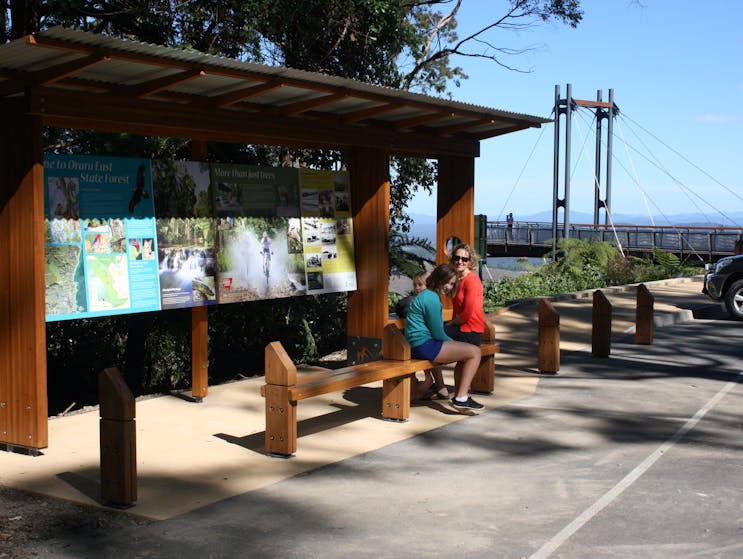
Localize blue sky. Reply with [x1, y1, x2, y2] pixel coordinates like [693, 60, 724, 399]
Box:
[405, 0, 743, 226]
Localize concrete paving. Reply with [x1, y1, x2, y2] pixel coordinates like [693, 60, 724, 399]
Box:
[3, 276, 743, 557]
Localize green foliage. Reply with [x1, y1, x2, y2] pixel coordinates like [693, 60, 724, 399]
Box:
[46, 316, 128, 414]
[483, 239, 703, 310]
[209, 293, 347, 375]
[389, 231, 435, 278]
[390, 158, 436, 234]
[142, 309, 193, 391]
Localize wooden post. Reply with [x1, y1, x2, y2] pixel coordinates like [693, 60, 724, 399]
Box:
[190, 140, 209, 399]
[437, 156, 476, 313]
[0, 98, 47, 450]
[264, 342, 297, 456]
[437, 156, 476, 258]
[471, 317, 496, 393]
[381, 376, 411, 420]
[347, 147, 390, 348]
[636, 283, 654, 344]
[538, 299, 560, 374]
[592, 290, 612, 357]
[99, 367, 137, 506]
[381, 324, 412, 419]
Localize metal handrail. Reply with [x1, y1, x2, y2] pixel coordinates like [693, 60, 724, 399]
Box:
[487, 221, 743, 260]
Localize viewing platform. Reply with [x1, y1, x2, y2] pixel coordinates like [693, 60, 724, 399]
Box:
[486, 221, 743, 262]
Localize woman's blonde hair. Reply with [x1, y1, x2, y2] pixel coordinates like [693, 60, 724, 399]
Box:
[450, 242, 480, 271]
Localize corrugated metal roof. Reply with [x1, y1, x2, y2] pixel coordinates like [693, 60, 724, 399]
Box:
[0, 26, 550, 156]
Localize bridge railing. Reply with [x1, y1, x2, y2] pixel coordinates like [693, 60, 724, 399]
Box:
[487, 221, 743, 260]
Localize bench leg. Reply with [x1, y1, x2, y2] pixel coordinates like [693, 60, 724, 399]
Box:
[382, 376, 411, 421]
[471, 354, 495, 394]
[265, 385, 297, 457]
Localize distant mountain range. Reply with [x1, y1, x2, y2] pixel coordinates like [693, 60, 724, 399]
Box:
[406, 211, 743, 246]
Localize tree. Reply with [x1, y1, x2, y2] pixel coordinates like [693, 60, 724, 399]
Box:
[5, 1, 583, 227]
[400, 0, 583, 92]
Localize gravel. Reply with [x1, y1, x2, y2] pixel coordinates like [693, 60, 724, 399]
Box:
[0, 483, 151, 557]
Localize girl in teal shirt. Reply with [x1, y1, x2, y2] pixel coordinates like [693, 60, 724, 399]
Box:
[404, 264, 485, 414]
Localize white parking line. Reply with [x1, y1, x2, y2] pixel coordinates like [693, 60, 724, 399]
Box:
[528, 370, 743, 559]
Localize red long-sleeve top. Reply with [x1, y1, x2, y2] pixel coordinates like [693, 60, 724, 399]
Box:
[452, 272, 485, 333]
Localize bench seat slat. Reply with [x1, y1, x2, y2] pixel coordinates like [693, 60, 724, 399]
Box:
[290, 358, 432, 401]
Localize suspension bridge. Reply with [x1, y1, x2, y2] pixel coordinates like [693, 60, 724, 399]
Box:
[485, 85, 743, 264]
[485, 220, 743, 263]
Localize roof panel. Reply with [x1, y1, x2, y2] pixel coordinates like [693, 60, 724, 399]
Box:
[0, 26, 551, 156]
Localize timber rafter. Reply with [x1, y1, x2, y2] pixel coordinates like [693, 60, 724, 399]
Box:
[0, 27, 547, 157]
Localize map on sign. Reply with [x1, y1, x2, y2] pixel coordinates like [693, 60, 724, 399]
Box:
[44, 154, 160, 321]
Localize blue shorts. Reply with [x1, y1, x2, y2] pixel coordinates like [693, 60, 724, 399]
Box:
[411, 339, 443, 361]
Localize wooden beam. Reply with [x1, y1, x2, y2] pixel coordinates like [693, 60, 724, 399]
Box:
[32, 53, 109, 86]
[471, 123, 534, 140]
[341, 102, 399, 123]
[25, 32, 526, 132]
[387, 111, 452, 131]
[433, 117, 493, 136]
[30, 87, 481, 158]
[281, 91, 347, 116]
[121, 68, 205, 99]
[208, 80, 283, 108]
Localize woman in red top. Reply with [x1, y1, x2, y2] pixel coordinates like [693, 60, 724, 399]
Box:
[446, 243, 486, 397]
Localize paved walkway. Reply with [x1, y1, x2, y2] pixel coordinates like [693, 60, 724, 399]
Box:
[4, 277, 743, 557]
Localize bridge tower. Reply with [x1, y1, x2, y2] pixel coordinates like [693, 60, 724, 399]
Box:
[552, 84, 619, 254]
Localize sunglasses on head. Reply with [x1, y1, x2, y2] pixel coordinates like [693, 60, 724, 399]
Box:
[452, 255, 469, 263]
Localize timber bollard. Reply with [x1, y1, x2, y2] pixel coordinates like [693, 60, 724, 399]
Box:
[99, 367, 137, 507]
[538, 298, 560, 374]
[636, 283, 654, 344]
[592, 290, 612, 357]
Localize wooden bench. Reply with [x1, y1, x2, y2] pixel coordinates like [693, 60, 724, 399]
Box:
[261, 319, 499, 456]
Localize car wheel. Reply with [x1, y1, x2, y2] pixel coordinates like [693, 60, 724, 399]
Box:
[723, 279, 743, 320]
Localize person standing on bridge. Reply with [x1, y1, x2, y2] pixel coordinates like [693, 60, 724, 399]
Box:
[404, 263, 483, 414]
[506, 212, 514, 240]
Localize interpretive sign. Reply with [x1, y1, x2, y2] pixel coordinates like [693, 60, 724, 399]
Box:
[43, 155, 356, 321]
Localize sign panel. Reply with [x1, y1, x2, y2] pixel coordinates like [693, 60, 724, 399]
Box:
[152, 160, 217, 310]
[299, 168, 357, 294]
[43, 155, 356, 321]
[44, 154, 160, 321]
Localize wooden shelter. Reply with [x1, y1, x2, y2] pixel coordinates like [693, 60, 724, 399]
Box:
[0, 27, 548, 451]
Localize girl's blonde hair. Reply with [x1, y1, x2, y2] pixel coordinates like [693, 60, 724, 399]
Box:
[412, 271, 430, 283]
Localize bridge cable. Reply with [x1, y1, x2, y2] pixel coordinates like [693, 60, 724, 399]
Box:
[612, 120, 706, 262]
[618, 115, 714, 225]
[621, 112, 743, 205]
[616, 114, 741, 228]
[614, 117, 657, 227]
[495, 108, 553, 223]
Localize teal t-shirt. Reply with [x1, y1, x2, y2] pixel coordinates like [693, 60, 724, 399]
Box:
[404, 289, 452, 348]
